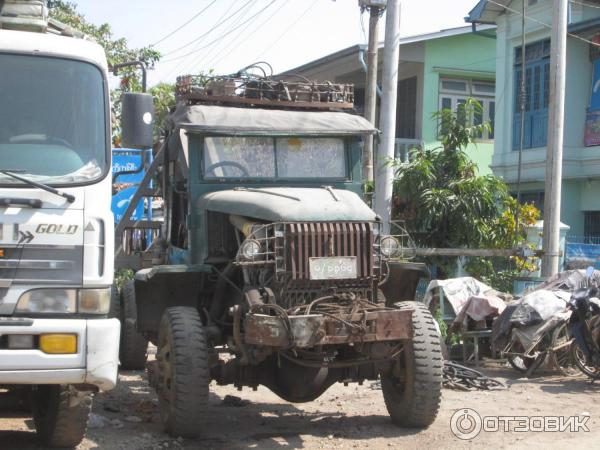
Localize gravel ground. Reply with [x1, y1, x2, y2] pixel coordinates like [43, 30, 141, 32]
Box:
[1, 361, 600, 449]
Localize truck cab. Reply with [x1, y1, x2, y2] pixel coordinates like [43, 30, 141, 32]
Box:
[128, 75, 441, 438]
[0, 11, 119, 448]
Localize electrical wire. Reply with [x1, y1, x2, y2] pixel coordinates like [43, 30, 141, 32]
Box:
[179, 0, 252, 76]
[486, 0, 600, 47]
[206, 0, 287, 72]
[360, 10, 368, 45]
[160, 0, 250, 82]
[161, 0, 254, 57]
[151, 0, 218, 47]
[161, 1, 278, 64]
[253, 0, 320, 60]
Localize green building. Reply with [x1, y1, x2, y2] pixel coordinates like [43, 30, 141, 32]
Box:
[282, 26, 497, 174]
[468, 0, 600, 239]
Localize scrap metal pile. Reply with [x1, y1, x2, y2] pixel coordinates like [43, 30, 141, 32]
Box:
[176, 62, 354, 109]
[443, 361, 506, 391]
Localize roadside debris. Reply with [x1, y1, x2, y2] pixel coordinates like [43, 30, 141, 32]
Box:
[221, 395, 251, 407]
[443, 361, 507, 391]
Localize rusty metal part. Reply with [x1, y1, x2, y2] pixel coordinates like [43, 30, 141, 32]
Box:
[443, 361, 507, 391]
[244, 308, 412, 348]
[287, 222, 374, 282]
[231, 305, 249, 365]
[176, 75, 354, 110]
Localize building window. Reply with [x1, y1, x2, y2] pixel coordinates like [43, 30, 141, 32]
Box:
[584, 211, 600, 241]
[396, 76, 417, 139]
[513, 39, 550, 150]
[515, 191, 545, 213]
[439, 77, 495, 140]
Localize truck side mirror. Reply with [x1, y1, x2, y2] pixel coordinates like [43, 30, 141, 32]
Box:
[121, 93, 155, 149]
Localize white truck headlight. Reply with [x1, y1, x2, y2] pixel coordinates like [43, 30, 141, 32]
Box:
[78, 288, 111, 314]
[16, 288, 111, 315]
[240, 239, 261, 260]
[380, 236, 400, 258]
[16, 289, 77, 314]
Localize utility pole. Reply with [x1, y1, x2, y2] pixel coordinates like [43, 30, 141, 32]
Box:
[361, 1, 385, 183]
[374, 0, 400, 233]
[541, 0, 568, 277]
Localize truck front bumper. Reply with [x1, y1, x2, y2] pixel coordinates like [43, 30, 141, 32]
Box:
[244, 309, 413, 348]
[0, 317, 120, 391]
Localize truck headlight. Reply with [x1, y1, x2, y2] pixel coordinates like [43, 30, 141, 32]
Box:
[16, 289, 77, 314]
[78, 289, 111, 314]
[16, 288, 111, 315]
[380, 236, 400, 258]
[240, 239, 261, 260]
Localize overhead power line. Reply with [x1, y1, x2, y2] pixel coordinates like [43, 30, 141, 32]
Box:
[162, 1, 278, 64]
[486, 0, 600, 48]
[207, 0, 288, 71]
[151, 0, 218, 47]
[254, 0, 320, 60]
[174, 0, 249, 77]
[162, 0, 254, 57]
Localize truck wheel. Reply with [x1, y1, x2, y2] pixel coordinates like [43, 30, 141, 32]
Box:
[31, 385, 92, 448]
[157, 307, 209, 438]
[119, 280, 148, 370]
[381, 301, 442, 428]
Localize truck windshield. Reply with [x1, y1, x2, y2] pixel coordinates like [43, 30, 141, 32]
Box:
[0, 54, 107, 186]
[203, 137, 347, 179]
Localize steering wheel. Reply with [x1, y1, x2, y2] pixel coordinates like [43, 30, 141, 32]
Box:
[9, 134, 72, 148]
[205, 161, 250, 177]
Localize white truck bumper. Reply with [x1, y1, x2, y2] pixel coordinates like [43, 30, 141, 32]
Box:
[0, 318, 120, 391]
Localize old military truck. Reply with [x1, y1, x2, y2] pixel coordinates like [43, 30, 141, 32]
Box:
[124, 76, 442, 437]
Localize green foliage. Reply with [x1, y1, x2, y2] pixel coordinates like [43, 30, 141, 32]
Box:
[393, 99, 508, 275]
[393, 98, 536, 286]
[48, 1, 162, 144]
[465, 198, 541, 292]
[115, 268, 134, 289]
[149, 82, 176, 139]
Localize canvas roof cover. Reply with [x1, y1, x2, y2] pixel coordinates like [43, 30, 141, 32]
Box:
[166, 104, 377, 136]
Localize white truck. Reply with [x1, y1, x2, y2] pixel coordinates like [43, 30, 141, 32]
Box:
[0, 2, 119, 447]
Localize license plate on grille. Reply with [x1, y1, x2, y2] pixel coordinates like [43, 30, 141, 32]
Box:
[309, 257, 358, 280]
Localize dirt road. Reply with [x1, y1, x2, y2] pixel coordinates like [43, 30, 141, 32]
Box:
[1, 362, 599, 449]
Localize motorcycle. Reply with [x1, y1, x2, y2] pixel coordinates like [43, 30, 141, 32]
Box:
[567, 267, 600, 379]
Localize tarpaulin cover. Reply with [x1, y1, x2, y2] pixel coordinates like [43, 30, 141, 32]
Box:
[492, 270, 600, 351]
[166, 104, 378, 136]
[423, 277, 509, 322]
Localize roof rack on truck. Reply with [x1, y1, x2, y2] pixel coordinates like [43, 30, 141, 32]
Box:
[175, 62, 354, 111]
[0, 0, 86, 38]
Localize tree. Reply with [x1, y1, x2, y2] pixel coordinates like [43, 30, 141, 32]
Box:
[48, 1, 164, 143]
[392, 98, 537, 284]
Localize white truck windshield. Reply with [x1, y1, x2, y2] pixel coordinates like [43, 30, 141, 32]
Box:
[203, 137, 347, 179]
[0, 54, 107, 185]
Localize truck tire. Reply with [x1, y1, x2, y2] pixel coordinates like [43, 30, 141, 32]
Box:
[381, 301, 442, 428]
[31, 385, 92, 448]
[119, 280, 148, 370]
[157, 306, 209, 438]
[109, 284, 120, 319]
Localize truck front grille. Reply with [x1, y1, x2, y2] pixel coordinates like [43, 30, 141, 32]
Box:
[285, 222, 374, 281]
[0, 245, 82, 285]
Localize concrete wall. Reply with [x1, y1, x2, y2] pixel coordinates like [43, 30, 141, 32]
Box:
[423, 33, 497, 174]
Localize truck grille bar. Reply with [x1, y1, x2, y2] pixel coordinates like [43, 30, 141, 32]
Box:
[286, 223, 373, 281]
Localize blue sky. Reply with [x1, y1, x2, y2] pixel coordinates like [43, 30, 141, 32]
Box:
[75, 0, 478, 87]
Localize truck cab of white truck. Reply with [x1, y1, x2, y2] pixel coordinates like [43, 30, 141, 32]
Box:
[0, 8, 119, 448]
